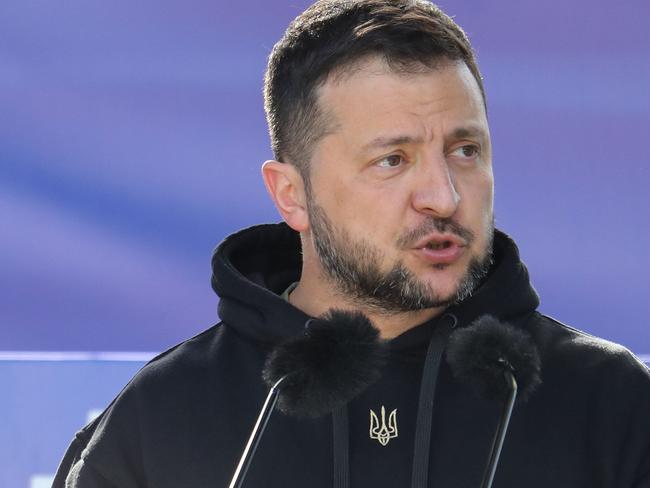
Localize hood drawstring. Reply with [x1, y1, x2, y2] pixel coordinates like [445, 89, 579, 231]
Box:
[411, 313, 457, 488]
[331, 313, 457, 488]
[332, 406, 350, 488]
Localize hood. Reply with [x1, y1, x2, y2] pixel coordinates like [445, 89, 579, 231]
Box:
[212, 222, 541, 488]
[211, 222, 540, 344]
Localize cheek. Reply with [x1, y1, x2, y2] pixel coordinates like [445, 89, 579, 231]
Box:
[327, 173, 394, 216]
[473, 163, 493, 200]
[482, 177, 494, 211]
[455, 170, 494, 239]
[476, 173, 495, 237]
[328, 187, 409, 247]
[484, 171, 495, 213]
[457, 168, 492, 205]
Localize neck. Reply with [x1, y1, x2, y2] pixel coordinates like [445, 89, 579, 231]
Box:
[288, 272, 445, 340]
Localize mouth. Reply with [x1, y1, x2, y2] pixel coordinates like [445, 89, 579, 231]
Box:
[424, 240, 455, 250]
[414, 232, 467, 250]
[413, 234, 467, 265]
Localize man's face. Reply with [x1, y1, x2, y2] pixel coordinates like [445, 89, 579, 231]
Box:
[305, 58, 494, 314]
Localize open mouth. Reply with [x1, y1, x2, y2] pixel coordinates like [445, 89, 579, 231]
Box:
[414, 234, 465, 265]
[425, 240, 454, 250]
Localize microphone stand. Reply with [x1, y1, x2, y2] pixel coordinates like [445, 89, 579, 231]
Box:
[480, 369, 517, 488]
[228, 376, 286, 488]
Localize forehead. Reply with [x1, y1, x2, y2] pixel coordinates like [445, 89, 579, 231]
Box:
[316, 57, 487, 139]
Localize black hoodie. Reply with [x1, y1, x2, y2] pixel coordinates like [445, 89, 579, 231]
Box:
[55, 223, 650, 488]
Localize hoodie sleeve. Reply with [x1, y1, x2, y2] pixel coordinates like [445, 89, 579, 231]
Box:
[53, 380, 148, 488]
[64, 459, 120, 488]
[52, 414, 102, 488]
[635, 472, 650, 488]
[621, 353, 650, 488]
[633, 428, 650, 487]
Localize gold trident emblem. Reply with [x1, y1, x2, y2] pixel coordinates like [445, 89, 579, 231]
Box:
[369, 406, 398, 446]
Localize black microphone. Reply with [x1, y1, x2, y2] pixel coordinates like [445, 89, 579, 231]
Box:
[446, 315, 542, 488]
[228, 309, 387, 488]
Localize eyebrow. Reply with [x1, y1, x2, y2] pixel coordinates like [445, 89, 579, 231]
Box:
[361, 135, 424, 152]
[361, 126, 487, 153]
[452, 126, 486, 140]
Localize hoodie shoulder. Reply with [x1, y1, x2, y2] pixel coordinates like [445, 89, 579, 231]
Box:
[54, 324, 229, 487]
[528, 311, 650, 426]
[533, 313, 649, 378]
[136, 323, 226, 380]
[525, 313, 650, 484]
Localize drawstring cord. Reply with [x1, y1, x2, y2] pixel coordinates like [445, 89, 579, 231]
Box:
[332, 406, 350, 488]
[331, 313, 457, 488]
[410, 313, 457, 488]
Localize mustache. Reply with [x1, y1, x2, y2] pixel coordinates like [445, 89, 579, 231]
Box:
[396, 217, 475, 248]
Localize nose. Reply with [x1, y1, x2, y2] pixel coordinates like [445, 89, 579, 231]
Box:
[411, 153, 460, 218]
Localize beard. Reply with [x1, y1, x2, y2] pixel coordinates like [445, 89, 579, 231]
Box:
[306, 197, 494, 315]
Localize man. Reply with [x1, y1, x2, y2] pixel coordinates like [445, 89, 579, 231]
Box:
[55, 1, 650, 487]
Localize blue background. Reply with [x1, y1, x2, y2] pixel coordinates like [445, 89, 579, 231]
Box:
[1, 0, 649, 485]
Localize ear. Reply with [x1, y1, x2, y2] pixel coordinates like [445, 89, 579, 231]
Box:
[261, 160, 310, 232]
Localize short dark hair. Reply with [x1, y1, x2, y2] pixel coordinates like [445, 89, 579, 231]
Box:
[263, 0, 485, 176]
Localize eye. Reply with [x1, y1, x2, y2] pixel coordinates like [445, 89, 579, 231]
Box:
[450, 144, 480, 159]
[376, 154, 405, 169]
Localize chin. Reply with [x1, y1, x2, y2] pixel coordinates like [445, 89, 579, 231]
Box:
[427, 281, 462, 303]
[420, 262, 472, 298]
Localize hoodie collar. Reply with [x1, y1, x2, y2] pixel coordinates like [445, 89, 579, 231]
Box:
[211, 222, 539, 345]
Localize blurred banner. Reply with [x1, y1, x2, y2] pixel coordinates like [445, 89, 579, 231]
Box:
[1, 0, 649, 485]
[0, 354, 150, 487]
[1, 0, 649, 353]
